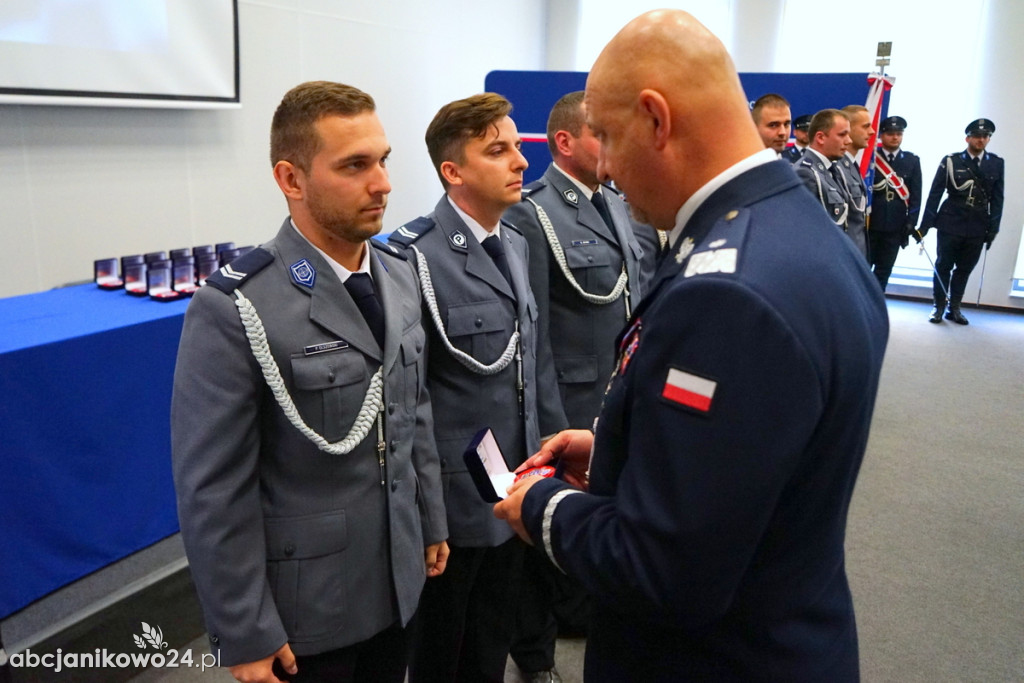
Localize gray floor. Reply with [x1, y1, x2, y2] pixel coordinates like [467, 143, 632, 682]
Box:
[126, 298, 1024, 682]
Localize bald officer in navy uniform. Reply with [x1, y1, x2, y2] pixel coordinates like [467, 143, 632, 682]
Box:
[388, 93, 567, 683]
[920, 118, 1005, 324]
[870, 116, 922, 290]
[783, 114, 811, 163]
[795, 109, 853, 238]
[496, 11, 887, 682]
[172, 82, 448, 683]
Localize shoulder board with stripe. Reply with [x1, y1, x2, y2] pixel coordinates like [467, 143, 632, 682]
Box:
[387, 216, 436, 247]
[205, 248, 274, 294]
[370, 237, 408, 260]
[798, 158, 813, 167]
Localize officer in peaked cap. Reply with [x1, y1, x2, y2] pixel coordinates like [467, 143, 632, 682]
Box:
[783, 114, 812, 163]
[965, 118, 995, 136]
[870, 115, 921, 290]
[919, 118, 1004, 324]
[881, 115, 907, 133]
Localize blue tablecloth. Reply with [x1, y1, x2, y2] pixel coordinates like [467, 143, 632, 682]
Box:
[0, 284, 190, 618]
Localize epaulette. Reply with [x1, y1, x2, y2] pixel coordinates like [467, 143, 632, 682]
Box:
[205, 247, 274, 294]
[388, 216, 436, 247]
[370, 236, 408, 260]
[500, 219, 524, 237]
[798, 158, 813, 168]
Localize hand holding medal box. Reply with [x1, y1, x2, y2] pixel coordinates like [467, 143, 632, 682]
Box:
[463, 428, 557, 502]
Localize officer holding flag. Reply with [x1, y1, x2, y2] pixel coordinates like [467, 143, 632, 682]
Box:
[870, 116, 922, 290]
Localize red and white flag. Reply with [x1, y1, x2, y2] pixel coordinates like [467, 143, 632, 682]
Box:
[662, 368, 717, 412]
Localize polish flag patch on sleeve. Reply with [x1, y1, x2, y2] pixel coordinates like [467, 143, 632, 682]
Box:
[662, 367, 717, 413]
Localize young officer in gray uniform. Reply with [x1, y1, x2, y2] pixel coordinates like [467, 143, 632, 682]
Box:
[171, 81, 448, 683]
[919, 118, 1004, 324]
[388, 93, 567, 683]
[795, 109, 853, 239]
[835, 104, 874, 260]
[502, 90, 647, 683]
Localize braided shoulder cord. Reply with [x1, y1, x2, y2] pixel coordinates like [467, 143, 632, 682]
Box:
[813, 167, 850, 227]
[410, 245, 519, 375]
[527, 197, 628, 307]
[233, 289, 383, 455]
[945, 155, 974, 192]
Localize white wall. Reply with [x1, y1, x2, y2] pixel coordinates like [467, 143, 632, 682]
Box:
[0, 0, 546, 299]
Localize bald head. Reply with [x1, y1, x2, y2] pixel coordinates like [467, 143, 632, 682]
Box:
[585, 10, 764, 230]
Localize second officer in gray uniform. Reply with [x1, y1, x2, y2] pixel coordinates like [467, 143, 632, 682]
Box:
[389, 93, 567, 683]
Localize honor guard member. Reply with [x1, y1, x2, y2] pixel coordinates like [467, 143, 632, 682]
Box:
[171, 82, 448, 683]
[835, 105, 873, 260]
[870, 116, 922, 290]
[920, 118, 1004, 324]
[502, 90, 647, 683]
[751, 93, 792, 157]
[795, 109, 854, 241]
[388, 93, 568, 683]
[783, 114, 812, 163]
[495, 10, 888, 682]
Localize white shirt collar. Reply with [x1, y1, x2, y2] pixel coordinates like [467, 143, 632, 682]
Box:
[668, 148, 776, 248]
[552, 162, 596, 200]
[290, 218, 371, 283]
[807, 147, 833, 167]
[447, 195, 500, 244]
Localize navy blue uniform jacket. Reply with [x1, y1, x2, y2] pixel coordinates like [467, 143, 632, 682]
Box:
[521, 160, 889, 681]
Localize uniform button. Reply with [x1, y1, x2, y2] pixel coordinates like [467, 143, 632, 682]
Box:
[587, 256, 594, 263]
[209, 635, 220, 645]
[557, 370, 564, 378]
[391, 480, 399, 492]
[284, 544, 295, 557]
[475, 318, 483, 328]
[390, 439, 398, 451]
[327, 367, 336, 383]
[440, 458, 447, 468]
[416, 342, 423, 352]
[388, 402, 397, 415]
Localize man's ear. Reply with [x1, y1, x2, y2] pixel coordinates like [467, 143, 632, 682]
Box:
[440, 160, 463, 188]
[638, 89, 671, 150]
[553, 129, 574, 158]
[273, 160, 304, 200]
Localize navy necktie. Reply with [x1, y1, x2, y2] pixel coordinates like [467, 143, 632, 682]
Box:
[345, 272, 385, 349]
[591, 190, 616, 232]
[481, 234, 514, 290]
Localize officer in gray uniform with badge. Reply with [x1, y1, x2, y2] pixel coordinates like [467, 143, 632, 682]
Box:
[920, 118, 1004, 324]
[870, 116, 922, 290]
[501, 90, 647, 682]
[171, 81, 448, 683]
[388, 93, 567, 683]
[795, 109, 853, 239]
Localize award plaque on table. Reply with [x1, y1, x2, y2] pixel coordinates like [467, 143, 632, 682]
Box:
[146, 260, 182, 301]
[94, 258, 123, 290]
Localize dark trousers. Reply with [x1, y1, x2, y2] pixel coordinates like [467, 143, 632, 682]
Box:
[272, 621, 410, 683]
[868, 229, 905, 291]
[409, 537, 525, 683]
[511, 543, 591, 673]
[934, 231, 985, 301]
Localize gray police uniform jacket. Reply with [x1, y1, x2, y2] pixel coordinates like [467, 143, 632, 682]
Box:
[794, 149, 849, 237]
[503, 164, 646, 429]
[171, 219, 447, 666]
[389, 196, 567, 548]
[835, 154, 869, 258]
